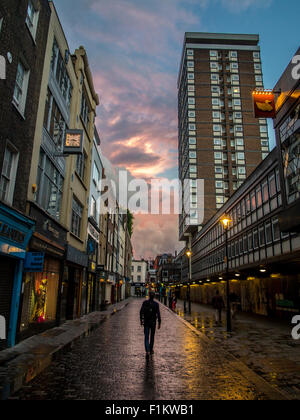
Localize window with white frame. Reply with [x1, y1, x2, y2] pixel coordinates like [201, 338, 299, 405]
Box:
[260, 125, 268, 134]
[230, 51, 238, 59]
[233, 99, 241, 107]
[26, 0, 39, 39]
[189, 137, 196, 145]
[0, 144, 19, 205]
[13, 61, 30, 115]
[210, 50, 218, 58]
[213, 124, 221, 133]
[211, 86, 220, 95]
[231, 75, 240, 83]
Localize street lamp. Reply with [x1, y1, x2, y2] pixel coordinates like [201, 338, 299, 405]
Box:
[185, 249, 192, 314]
[221, 215, 232, 333]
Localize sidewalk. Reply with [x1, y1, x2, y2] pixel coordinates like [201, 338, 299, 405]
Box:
[174, 299, 300, 400]
[0, 298, 132, 400]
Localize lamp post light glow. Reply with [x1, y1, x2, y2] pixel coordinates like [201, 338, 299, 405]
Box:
[221, 215, 232, 333]
[185, 248, 192, 314]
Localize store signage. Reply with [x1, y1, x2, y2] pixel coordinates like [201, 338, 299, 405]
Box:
[252, 90, 276, 118]
[88, 222, 99, 242]
[63, 129, 84, 155]
[30, 205, 67, 248]
[24, 252, 45, 272]
[0, 221, 25, 245]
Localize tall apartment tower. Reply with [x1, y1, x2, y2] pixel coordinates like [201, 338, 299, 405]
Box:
[178, 33, 269, 242]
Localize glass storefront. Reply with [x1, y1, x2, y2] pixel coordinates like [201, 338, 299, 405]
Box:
[20, 258, 60, 331]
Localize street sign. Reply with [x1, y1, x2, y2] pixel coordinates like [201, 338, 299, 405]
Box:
[24, 252, 45, 272]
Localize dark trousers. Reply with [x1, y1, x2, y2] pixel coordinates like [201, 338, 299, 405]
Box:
[144, 324, 156, 353]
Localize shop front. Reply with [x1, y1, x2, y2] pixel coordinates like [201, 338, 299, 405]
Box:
[0, 202, 35, 349]
[97, 265, 108, 310]
[65, 244, 88, 320]
[18, 203, 67, 341]
[87, 223, 99, 313]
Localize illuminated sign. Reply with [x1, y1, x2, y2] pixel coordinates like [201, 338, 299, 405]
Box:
[252, 90, 276, 118]
[63, 129, 84, 155]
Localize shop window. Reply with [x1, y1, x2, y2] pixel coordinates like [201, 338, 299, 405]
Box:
[20, 258, 60, 331]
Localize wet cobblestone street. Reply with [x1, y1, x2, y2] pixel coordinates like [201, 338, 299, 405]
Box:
[175, 300, 300, 400]
[13, 299, 287, 400]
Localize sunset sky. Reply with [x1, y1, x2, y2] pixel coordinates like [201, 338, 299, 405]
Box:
[55, 0, 299, 260]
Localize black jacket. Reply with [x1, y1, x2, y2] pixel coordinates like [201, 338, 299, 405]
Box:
[140, 299, 161, 326]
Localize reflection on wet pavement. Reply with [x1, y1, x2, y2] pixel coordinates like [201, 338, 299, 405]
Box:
[13, 299, 286, 400]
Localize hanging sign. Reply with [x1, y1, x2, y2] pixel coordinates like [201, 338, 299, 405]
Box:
[252, 90, 276, 118]
[63, 129, 84, 155]
[24, 252, 45, 272]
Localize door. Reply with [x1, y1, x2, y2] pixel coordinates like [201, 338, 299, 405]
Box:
[0, 256, 16, 349]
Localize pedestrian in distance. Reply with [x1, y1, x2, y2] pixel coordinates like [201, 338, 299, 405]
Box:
[140, 291, 161, 359]
[168, 289, 172, 309]
[212, 290, 225, 325]
[172, 293, 177, 312]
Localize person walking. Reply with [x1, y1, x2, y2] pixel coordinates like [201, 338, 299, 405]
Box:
[168, 289, 173, 309]
[212, 290, 225, 325]
[172, 293, 177, 312]
[140, 291, 161, 358]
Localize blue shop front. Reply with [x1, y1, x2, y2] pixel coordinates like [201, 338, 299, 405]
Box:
[0, 202, 35, 349]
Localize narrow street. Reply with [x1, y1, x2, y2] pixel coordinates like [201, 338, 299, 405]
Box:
[12, 299, 285, 400]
